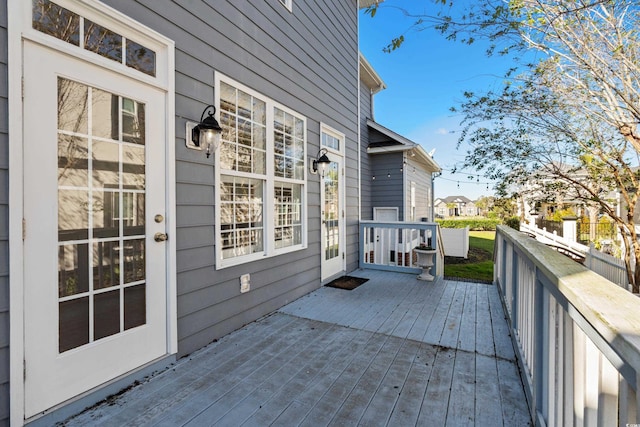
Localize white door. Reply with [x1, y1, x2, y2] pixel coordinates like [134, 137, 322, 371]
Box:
[321, 154, 345, 280]
[23, 41, 169, 417]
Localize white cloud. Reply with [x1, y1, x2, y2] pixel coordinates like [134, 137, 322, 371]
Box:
[435, 128, 449, 135]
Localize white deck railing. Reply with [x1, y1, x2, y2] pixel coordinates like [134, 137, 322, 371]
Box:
[495, 225, 640, 426]
[523, 222, 633, 292]
[584, 243, 632, 292]
[359, 221, 442, 277]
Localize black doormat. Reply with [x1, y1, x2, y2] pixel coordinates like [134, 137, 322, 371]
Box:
[325, 275, 369, 290]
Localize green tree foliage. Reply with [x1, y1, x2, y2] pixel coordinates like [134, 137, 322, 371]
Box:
[366, 1, 640, 291]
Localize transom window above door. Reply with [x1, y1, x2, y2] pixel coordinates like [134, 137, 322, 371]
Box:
[32, 0, 156, 76]
[215, 75, 307, 269]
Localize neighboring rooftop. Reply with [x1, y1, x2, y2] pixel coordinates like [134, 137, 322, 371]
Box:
[435, 195, 475, 204]
[366, 119, 441, 173]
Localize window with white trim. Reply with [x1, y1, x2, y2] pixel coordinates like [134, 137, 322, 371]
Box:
[216, 76, 306, 268]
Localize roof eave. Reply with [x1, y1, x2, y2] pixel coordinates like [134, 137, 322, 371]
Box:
[359, 0, 383, 9]
[366, 120, 441, 172]
[359, 53, 386, 94]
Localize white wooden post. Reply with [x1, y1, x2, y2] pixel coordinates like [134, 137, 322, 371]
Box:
[597, 354, 618, 426]
[562, 216, 578, 242]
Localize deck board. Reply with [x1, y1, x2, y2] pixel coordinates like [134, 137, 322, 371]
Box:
[476, 284, 497, 357]
[446, 349, 476, 426]
[439, 281, 467, 349]
[385, 343, 438, 426]
[64, 271, 532, 427]
[416, 346, 456, 426]
[475, 353, 504, 426]
[458, 282, 478, 352]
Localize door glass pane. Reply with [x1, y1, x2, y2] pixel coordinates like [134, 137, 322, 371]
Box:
[33, 0, 80, 46]
[92, 190, 119, 238]
[58, 135, 88, 187]
[92, 89, 119, 140]
[58, 244, 89, 297]
[122, 98, 145, 145]
[322, 132, 340, 151]
[58, 79, 88, 134]
[124, 285, 146, 330]
[123, 192, 145, 236]
[84, 19, 122, 63]
[59, 297, 89, 353]
[92, 140, 119, 188]
[123, 145, 145, 189]
[57, 77, 148, 352]
[58, 189, 88, 241]
[324, 161, 339, 261]
[125, 39, 156, 77]
[94, 290, 120, 340]
[123, 239, 145, 284]
[33, 1, 156, 77]
[93, 241, 120, 290]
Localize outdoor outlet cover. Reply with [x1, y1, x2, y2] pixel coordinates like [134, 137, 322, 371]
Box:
[240, 274, 250, 293]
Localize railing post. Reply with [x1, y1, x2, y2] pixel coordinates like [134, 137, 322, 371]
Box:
[534, 272, 545, 425]
[501, 237, 508, 291]
[511, 247, 518, 330]
[562, 216, 578, 242]
[636, 373, 640, 424]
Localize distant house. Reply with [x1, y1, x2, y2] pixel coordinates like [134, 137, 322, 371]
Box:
[516, 164, 617, 224]
[359, 56, 441, 222]
[435, 196, 478, 217]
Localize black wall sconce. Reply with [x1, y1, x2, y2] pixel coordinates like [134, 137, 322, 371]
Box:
[310, 148, 331, 174]
[185, 105, 223, 158]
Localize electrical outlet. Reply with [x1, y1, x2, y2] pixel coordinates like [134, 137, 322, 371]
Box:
[240, 274, 250, 293]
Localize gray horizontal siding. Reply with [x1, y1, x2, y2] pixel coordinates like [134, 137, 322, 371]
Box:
[370, 153, 405, 220]
[0, 0, 8, 422]
[405, 156, 433, 221]
[103, 0, 359, 357]
[360, 80, 373, 220]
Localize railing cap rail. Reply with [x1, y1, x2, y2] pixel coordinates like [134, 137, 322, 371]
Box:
[360, 220, 439, 226]
[497, 225, 640, 374]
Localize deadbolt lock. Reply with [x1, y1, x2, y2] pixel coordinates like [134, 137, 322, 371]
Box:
[154, 232, 168, 242]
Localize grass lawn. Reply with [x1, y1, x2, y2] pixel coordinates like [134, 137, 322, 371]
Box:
[444, 230, 496, 282]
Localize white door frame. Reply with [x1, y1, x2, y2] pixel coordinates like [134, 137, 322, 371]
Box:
[8, 1, 176, 423]
[320, 123, 346, 282]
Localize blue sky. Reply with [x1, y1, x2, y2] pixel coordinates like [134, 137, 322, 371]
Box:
[359, 1, 518, 200]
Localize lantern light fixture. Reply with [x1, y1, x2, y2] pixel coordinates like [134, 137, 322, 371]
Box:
[186, 105, 223, 158]
[311, 148, 331, 174]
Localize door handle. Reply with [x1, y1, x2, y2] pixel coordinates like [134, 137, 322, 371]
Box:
[154, 232, 168, 242]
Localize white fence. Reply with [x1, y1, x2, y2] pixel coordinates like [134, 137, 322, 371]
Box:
[439, 226, 469, 258]
[585, 243, 632, 292]
[522, 222, 634, 292]
[520, 222, 588, 254]
[359, 221, 444, 277]
[495, 225, 640, 426]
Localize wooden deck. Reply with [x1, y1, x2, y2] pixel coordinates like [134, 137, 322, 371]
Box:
[63, 270, 532, 426]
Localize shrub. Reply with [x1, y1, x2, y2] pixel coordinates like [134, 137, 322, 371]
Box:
[436, 218, 501, 231]
[504, 216, 520, 231]
[550, 207, 577, 222]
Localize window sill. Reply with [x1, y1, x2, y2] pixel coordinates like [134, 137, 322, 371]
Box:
[216, 244, 307, 270]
